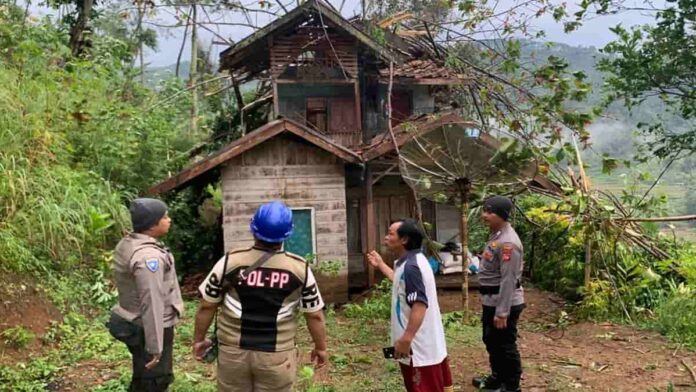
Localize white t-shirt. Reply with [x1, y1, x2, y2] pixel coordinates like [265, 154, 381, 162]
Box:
[390, 250, 448, 367]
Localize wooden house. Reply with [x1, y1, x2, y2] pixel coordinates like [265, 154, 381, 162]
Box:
[149, 0, 556, 302]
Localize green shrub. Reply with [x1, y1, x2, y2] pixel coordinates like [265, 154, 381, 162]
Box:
[651, 293, 696, 349]
[1, 326, 34, 349]
[344, 279, 392, 320]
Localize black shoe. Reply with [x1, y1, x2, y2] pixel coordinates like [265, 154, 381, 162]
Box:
[472, 375, 502, 390]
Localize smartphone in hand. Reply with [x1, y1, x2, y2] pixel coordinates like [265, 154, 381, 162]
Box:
[382, 346, 395, 359]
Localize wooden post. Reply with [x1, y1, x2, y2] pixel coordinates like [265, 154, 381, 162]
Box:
[354, 80, 362, 144]
[270, 36, 279, 119]
[364, 164, 377, 287]
[272, 81, 279, 119]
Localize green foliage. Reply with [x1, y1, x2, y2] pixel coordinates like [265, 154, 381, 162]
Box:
[515, 196, 585, 298]
[165, 185, 224, 274]
[650, 294, 696, 349]
[0, 6, 205, 275]
[0, 358, 58, 392]
[343, 279, 392, 320]
[1, 326, 35, 349]
[570, 0, 696, 158]
[305, 254, 343, 277]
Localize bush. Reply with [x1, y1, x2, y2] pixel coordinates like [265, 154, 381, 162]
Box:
[1, 326, 35, 349]
[651, 293, 696, 349]
[344, 279, 392, 320]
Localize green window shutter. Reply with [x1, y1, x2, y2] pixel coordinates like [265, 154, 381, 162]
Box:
[285, 209, 314, 258]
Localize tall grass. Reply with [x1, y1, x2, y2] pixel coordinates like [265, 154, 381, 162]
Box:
[0, 64, 129, 272]
[0, 7, 198, 273]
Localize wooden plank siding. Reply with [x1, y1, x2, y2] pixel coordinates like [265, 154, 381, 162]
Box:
[220, 135, 349, 302]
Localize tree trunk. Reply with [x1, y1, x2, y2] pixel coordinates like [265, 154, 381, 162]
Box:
[175, 7, 191, 79]
[69, 0, 94, 57]
[137, 2, 145, 85]
[584, 234, 592, 290]
[460, 188, 470, 318]
[189, 4, 198, 133]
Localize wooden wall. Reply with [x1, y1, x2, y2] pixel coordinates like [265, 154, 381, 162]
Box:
[220, 134, 349, 302]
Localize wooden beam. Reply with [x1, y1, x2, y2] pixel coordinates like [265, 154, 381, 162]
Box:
[275, 78, 357, 85]
[272, 81, 279, 118]
[354, 80, 362, 135]
[372, 163, 398, 185]
[364, 164, 377, 287]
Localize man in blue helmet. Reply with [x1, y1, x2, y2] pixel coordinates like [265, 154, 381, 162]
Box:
[192, 201, 328, 392]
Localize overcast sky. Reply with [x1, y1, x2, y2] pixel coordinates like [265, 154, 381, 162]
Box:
[30, 0, 659, 68]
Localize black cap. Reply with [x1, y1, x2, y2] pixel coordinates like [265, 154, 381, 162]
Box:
[483, 196, 513, 221]
[130, 198, 168, 232]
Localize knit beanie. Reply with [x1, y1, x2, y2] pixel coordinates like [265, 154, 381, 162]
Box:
[130, 198, 168, 233]
[483, 196, 513, 221]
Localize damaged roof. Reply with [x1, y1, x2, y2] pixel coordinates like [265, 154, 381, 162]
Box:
[378, 59, 471, 85]
[219, 0, 404, 79]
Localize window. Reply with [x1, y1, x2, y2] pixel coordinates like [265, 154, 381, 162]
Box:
[285, 208, 316, 259]
[306, 98, 327, 132]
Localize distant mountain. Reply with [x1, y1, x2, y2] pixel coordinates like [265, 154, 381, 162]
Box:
[144, 61, 258, 93]
[144, 61, 190, 86]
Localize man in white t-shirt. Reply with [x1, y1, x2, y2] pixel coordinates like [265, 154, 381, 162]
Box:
[368, 219, 453, 392]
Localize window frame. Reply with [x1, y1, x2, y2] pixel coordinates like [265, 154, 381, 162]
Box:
[286, 207, 317, 260]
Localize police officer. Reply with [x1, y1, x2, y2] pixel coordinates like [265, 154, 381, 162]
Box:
[108, 198, 184, 391]
[473, 196, 525, 392]
[192, 201, 328, 392]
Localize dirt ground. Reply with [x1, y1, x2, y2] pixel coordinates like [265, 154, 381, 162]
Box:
[0, 273, 62, 366]
[438, 288, 696, 391]
[4, 280, 696, 391]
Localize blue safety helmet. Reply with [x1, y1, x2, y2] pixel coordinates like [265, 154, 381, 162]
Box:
[250, 201, 294, 243]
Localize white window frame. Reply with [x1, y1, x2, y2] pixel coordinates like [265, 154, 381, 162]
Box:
[288, 207, 317, 260]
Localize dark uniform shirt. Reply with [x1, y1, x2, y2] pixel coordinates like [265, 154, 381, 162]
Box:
[478, 223, 525, 317]
[199, 247, 324, 352]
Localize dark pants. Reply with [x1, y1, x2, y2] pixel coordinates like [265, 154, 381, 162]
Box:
[127, 326, 175, 391]
[481, 304, 525, 390]
[106, 313, 174, 392]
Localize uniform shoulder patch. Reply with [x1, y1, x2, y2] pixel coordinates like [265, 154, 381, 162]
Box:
[502, 243, 514, 262]
[145, 258, 159, 272]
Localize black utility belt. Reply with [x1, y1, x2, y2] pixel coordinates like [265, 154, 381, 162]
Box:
[478, 281, 521, 295]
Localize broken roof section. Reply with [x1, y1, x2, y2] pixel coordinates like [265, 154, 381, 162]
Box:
[378, 59, 471, 85]
[219, 0, 404, 82]
[218, 0, 468, 86]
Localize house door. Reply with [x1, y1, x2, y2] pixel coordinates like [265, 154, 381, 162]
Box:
[374, 194, 415, 259]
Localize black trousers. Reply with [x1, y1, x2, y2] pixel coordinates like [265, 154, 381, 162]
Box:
[481, 304, 525, 389]
[127, 326, 175, 392]
[106, 313, 174, 392]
